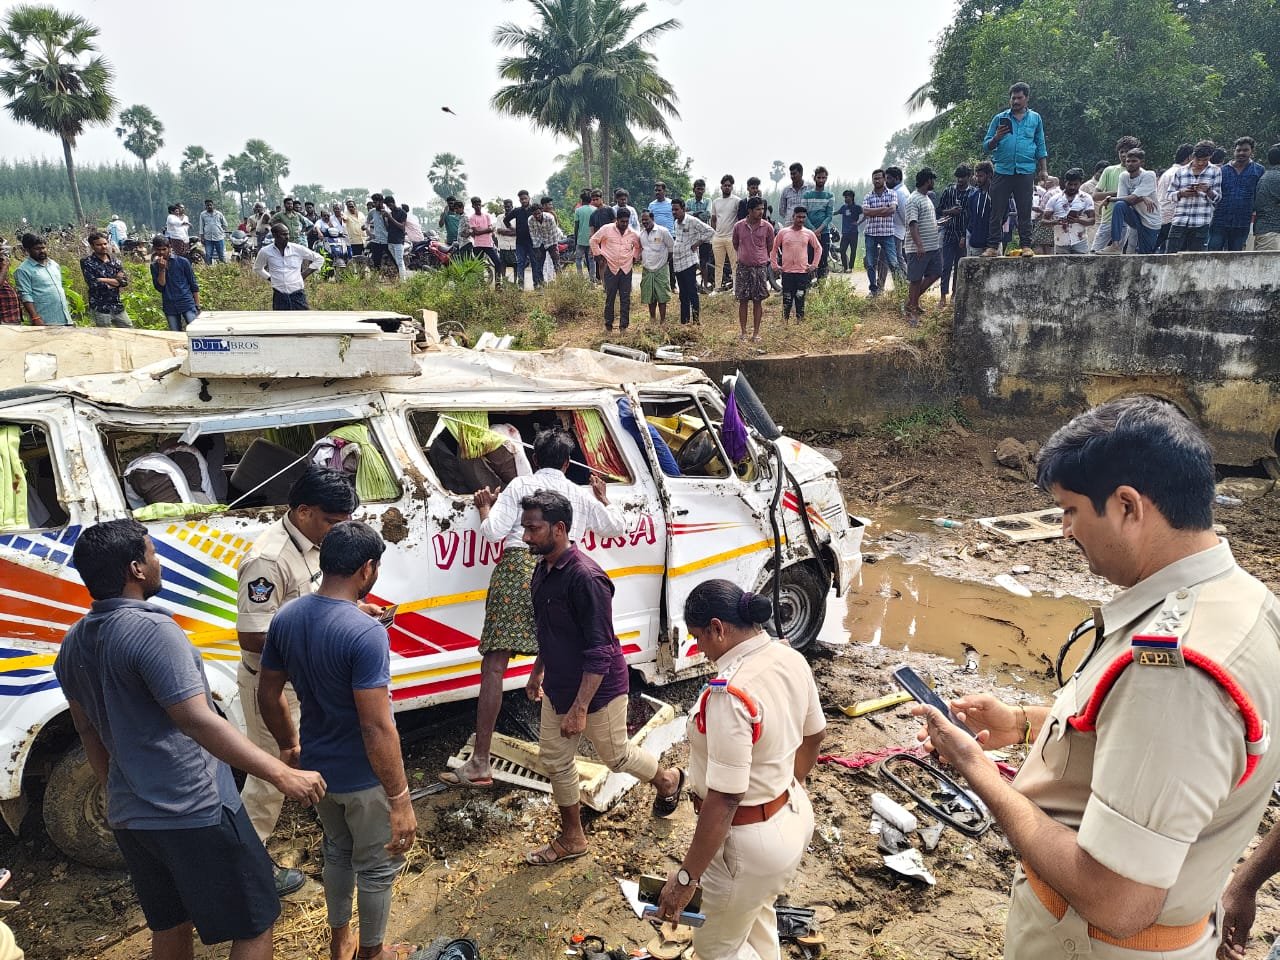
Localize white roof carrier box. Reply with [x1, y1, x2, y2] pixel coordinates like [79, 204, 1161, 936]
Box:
[182, 311, 419, 378]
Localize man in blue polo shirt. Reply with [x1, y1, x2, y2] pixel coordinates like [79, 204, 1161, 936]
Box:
[1209, 136, 1266, 251]
[53, 519, 325, 960]
[982, 81, 1048, 257]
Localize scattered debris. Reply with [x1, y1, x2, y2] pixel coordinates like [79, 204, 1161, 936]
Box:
[993, 574, 1032, 598]
[870, 792, 919, 833]
[1217, 477, 1276, 501]
[876, 473, 922, 499]
[883, 849, 937, 885]
[976, 507, 1064, 543]
[919, 823, 945, 851]
[840, 690, 914, 718]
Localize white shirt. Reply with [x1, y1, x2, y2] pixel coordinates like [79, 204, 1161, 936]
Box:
[165, 213, 190, 242]
[891, 183, 911, 240]
[1118, 168, 1162, 229]
[404, 212, 425, 244]
[638, 223, 673, 270]
[253, 241, 326, 293]
[710, 195, 740, 237]
[1046, 190, 1095, 246]
[477, 467, 626, 550]
[1157, 164, 1183, 224]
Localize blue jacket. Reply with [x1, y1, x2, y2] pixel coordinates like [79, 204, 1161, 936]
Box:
[983, 108, 1047, 175]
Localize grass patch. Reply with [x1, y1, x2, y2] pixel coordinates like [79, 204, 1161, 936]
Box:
[877, 402, 970, 452]
[32, 237, 949, 361]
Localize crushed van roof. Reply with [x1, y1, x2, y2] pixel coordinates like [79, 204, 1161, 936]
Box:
[0, 326, 709, 413]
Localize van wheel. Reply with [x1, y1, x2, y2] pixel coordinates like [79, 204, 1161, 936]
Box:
[764, 563, 829, 652]
[43, 745, 124, 869]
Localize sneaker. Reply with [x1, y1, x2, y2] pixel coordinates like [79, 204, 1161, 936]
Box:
[1098, 244, 1121, 256]
[1020, 247, 1035, 257]
[274, 865, 305, 897]
[980, 248, 1001, 258]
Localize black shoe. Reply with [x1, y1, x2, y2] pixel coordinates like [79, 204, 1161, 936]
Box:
[274, 864, 305, 897]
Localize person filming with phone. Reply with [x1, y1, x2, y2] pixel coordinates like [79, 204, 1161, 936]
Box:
[913, 397, 1280, 960]
[657, 579, 825, 960]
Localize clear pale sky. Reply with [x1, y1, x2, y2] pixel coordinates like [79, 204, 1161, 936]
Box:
[0, 0, 956, 200]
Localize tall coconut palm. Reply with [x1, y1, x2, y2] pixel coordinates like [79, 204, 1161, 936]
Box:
[492, 0, 598, 188]
[492, 0, 679, 192]
[180, 144, 220, 194]
[116, 104, 164, 227]
[0, 4, 116, 226]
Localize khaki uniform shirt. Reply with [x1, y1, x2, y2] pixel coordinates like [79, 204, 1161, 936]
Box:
[688, 633, 825, 805]
[1007, 541, 1280, 959]
[236, 514, 321, 662]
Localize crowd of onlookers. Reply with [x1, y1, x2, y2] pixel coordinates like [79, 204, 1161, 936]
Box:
[3, 80, 1277, 339]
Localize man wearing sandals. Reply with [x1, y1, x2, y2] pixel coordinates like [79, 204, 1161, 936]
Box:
[520, 490, 684, 865]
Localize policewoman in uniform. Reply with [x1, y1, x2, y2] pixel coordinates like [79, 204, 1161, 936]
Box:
[916, 397, 1280, 960]
[657, 579, 825, 960]
[236, 465, 359, 895]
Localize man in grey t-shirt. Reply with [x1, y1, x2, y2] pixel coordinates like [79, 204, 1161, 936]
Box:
[54, 519, 325, 959]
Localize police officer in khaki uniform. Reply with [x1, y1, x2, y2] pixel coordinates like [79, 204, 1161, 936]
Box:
[657, 579, 825, 960]
[916, 397, 1280, 960]
[237, 465, 359, 896]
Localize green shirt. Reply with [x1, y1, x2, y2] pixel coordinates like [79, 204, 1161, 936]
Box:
[270, 210, 302, 242]
[443, 212, 464, 244]
[802, 189, 835, 233]
[13, 256, 71, 326]
[574, 204, 596, 245]
[1095, 164, 1122, 224]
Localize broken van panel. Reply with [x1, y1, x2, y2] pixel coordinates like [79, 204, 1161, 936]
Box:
[0, 320, 862, 864]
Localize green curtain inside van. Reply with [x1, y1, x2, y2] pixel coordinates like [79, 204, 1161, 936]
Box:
[0, 425, 27, 530]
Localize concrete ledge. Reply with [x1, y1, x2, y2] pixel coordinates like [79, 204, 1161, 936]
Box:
[952, 251, 1280, 463]
[696, 345, 953, 435]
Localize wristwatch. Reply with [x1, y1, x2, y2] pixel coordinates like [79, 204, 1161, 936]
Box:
[676, 867, 696, 887]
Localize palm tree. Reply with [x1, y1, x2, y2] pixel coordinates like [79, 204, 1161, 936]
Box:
[427, 152, 468, 200]
[572, 0, 678, 193]
[491, 0, 679, 192]
[0, 4, 116, 226]
[222, 151, 253, 212]
[769, 160, 786, 189]
[904, 81, 956, 148]
[116, 104, 164, 227]
[493, 0, 597, 187]
[242, 138, 289, 202]
[180, 144, 220, 194]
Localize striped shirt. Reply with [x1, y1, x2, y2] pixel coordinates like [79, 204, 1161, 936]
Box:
[671, 215, 714, 273]
[1168, 164, 1222, 228]
[862, 189, 898, 237]
[903, 191, 941, 253]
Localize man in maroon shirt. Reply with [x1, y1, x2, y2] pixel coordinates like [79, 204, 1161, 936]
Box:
[519, 490, 683, 865]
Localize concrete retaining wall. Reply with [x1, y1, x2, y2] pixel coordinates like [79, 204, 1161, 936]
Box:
[952, 251, 1280, 463]
[696, 347, 951, 436]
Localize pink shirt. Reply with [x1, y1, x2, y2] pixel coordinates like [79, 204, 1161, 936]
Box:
[731, 218, 776, 267]
[771, 226, 821, 274]
[468, 212, 495, 248]
[589, 224, 641, 273]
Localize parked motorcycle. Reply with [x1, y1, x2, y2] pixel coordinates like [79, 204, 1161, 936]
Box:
[229, 230, 255, 265]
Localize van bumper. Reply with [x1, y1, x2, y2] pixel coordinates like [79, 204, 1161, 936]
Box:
[829, 516, 867, 596]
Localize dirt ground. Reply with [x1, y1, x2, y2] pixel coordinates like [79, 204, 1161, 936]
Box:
[7, 422, 1280, 960]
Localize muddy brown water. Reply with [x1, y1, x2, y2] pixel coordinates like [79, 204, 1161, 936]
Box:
[818, 507, 1094, 692]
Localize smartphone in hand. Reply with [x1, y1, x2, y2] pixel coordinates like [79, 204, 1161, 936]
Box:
[892, 665, 977, 737]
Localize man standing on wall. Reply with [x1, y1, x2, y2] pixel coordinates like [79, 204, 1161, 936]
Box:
[981, 81, 1048, 257]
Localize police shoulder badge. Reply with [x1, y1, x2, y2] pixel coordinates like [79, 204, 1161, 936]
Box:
[247, 577, 276, 604]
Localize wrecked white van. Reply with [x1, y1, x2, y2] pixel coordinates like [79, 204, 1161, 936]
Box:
[0, 315, 863, 866]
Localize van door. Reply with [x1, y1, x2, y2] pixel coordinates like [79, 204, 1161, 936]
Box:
[633, 387, 777, 672]
[0, 395, 96, 649]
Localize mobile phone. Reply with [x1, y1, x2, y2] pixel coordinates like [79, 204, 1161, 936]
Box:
[891, 665, 977, 737]
[642, 904, 707, 928]
[377, 603, 398, 627]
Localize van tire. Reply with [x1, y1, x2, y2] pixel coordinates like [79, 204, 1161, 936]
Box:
[765, 563, 829, 652]
[43, 744, 124, 869]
